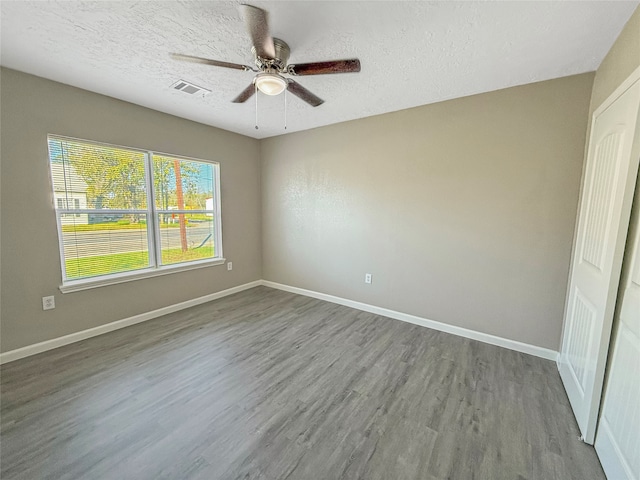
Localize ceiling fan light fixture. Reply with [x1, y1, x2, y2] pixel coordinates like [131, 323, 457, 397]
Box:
[255, 73, 287, 96]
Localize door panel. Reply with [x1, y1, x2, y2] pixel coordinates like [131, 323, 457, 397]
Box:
[558, 75, 640, 444]
[580, 130, 623, 271]
[595, 185, 640, 480]
[564, 289, 597, 395]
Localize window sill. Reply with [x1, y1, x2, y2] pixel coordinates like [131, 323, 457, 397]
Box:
[59, 258, 226, 293]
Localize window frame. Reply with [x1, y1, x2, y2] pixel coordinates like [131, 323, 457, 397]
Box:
[48, 135, 224, 293]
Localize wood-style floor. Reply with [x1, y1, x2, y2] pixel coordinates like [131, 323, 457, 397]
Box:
[1, 286, 604, 480]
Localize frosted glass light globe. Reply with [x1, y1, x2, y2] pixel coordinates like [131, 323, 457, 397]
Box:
[255, 73, 287, 96]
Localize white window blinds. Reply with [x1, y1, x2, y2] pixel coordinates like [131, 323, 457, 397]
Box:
[48, 136, 222, 284]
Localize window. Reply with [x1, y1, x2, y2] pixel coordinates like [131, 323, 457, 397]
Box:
[48, 135, 222, 290]
[56, 197, 82, 217]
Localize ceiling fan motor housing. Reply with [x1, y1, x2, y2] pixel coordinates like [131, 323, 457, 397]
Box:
[252, 38, 290, 72]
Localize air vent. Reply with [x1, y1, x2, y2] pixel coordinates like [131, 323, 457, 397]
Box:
[171, 80, 210, 96]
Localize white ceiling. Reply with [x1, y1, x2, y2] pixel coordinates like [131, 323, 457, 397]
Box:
[1, 1, 638, 139]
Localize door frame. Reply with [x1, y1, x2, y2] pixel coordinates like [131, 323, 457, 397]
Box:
[558, 64, 640, 445]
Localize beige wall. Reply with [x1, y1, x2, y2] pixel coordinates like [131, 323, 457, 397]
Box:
[261, 73, 594, 350]
[589, 6, 640, 114]
[0, 68, 262, 352]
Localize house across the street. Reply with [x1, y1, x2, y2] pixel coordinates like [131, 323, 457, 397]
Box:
[49, 163, 88, 225]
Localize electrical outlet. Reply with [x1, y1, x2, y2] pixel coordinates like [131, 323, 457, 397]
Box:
[42, 296, 55, 311]
[365, 273, 372, 284]
[227, 262, 233, 271]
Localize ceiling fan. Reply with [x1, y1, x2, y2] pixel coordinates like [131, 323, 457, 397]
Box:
[170, 4, 361, 107]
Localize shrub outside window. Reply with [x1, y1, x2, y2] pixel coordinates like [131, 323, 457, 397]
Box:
[48, 135, 222, 289]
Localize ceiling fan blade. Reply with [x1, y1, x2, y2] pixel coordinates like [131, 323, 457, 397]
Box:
[232, 82, 256, 103]
[288, 59, 361, 76]
[287, 80, 324, 107]
[170, 53, 252, 71]
[239, 4, 275, 59]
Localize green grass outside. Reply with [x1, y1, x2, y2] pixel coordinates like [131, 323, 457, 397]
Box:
[65, 246, 215, 279]
[161, 246, 214, 265]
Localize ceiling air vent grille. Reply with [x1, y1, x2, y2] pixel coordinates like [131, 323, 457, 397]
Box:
[171, 80, 210, 96]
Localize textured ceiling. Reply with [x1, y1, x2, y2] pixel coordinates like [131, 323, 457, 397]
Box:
[1, 1, 638, 139]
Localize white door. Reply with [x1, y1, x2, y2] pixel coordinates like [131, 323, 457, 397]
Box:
[558, 69, 640, 445]
[595, 178, 640, 480]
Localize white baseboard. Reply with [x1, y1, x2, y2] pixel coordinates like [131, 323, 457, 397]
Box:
[0, 280, 262, 365]
[1, 278, 558, 364]
[261, 280, 559, 361]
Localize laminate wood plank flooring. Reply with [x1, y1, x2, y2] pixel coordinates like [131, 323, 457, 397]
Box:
[1, 286, 605, 479]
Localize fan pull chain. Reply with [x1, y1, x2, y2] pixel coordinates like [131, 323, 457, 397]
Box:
[254, 83, 259, 130]
[284, 88, 287, 130]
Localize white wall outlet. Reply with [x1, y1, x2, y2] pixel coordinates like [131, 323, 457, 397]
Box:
[227, 262, 233, 271]
[42, 295, 55, 311]
[365, 273, 372, 284]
